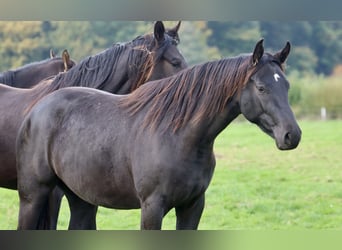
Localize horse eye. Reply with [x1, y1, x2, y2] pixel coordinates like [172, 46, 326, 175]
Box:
[170, 59, 181, 67]
[257, 86, 265, 93]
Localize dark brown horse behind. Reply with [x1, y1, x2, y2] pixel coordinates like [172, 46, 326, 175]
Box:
[0, 50, 75, 88]
[0, 21, 187, 229]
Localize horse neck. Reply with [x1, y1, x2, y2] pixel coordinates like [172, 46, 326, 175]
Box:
[8, 64, 46, 88]
[12, 67, 36, 88]
[0, 73, 5, 83]
[96, 45, 132, 94]
[99, 69, 130, 94]
[185, 94, 241, 146]
[101, 52, 150, 94]
[104, 44, 153, 94]
[0, 71, 14, 85]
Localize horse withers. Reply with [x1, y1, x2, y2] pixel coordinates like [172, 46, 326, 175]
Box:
[16, 39, 300, 230]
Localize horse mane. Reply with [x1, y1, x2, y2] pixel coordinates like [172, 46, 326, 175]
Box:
[120, 54, 258, 133]
[48, 45, 129, 89]
[47, 36, 155, 91]
[26, 33, 165, 113]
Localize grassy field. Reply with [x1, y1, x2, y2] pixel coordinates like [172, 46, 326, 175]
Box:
[0, 120, 341, 230]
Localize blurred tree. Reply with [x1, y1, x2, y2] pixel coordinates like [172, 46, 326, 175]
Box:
[260, 21, 342, 75]
[41, 21, 55, 33]
[0, 21, 340, 76]
[46, 21, 107, 61]
[207, 21, 261, 57]
[0, 21, 51, 70]
[43, 21, 165, 62]
[260, 21, 313, 49]
[310, 21, 342, 75]
[287, 46, 318, 75]
[176, 21, 220, 66]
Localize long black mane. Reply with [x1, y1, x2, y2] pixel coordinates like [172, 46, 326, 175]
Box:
[51, 44, 128, 89]
[48, 32, 177, 91]
[49, 35, 155, 90]
[28, 32, 172, 111]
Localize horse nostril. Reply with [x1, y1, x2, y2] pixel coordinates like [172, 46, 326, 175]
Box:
[284, 132, 291, 145]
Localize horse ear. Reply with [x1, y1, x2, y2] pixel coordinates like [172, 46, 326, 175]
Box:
[50, 49, 56, 58]
[275, 41, 291, 64]
[62, 49, 70, 72]
[166, 21, 181, 43]
[154, 21, 165, 42]
[252, 39, 264, 66]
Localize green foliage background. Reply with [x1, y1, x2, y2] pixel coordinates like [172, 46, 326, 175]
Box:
[0, 21, 341, 75]
[0, 21, 341, 118]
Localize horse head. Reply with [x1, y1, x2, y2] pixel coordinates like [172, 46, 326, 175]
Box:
[240, 39, 301, 150]
[147, 21, 187, 81]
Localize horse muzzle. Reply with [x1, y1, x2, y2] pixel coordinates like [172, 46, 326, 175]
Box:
[274, 125, 302, 150]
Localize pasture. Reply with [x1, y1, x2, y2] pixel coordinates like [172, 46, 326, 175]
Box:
[0, 120, 341, 229]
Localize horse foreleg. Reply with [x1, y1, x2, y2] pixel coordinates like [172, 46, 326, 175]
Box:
[140, 196, 165, 230]
[175, 194, 205, 230]
[45, 186, 64, 229]
[63, 188, 98, 230]
[17, 184, 51, 230]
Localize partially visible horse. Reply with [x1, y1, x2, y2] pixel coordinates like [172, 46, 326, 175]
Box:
[0, 21, 187, 229]
[16, 39, 301, 230]
[0, 50, 75, 88]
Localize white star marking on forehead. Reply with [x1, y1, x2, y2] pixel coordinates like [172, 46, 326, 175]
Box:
[273, 73, 281, 82]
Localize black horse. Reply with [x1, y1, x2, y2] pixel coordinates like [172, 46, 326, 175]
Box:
[0, 50, 75, 88]
[16, 39, 301, 230]
[0, 21, 186, 229]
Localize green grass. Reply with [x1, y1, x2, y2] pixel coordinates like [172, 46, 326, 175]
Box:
[1, 120, 341, 230]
